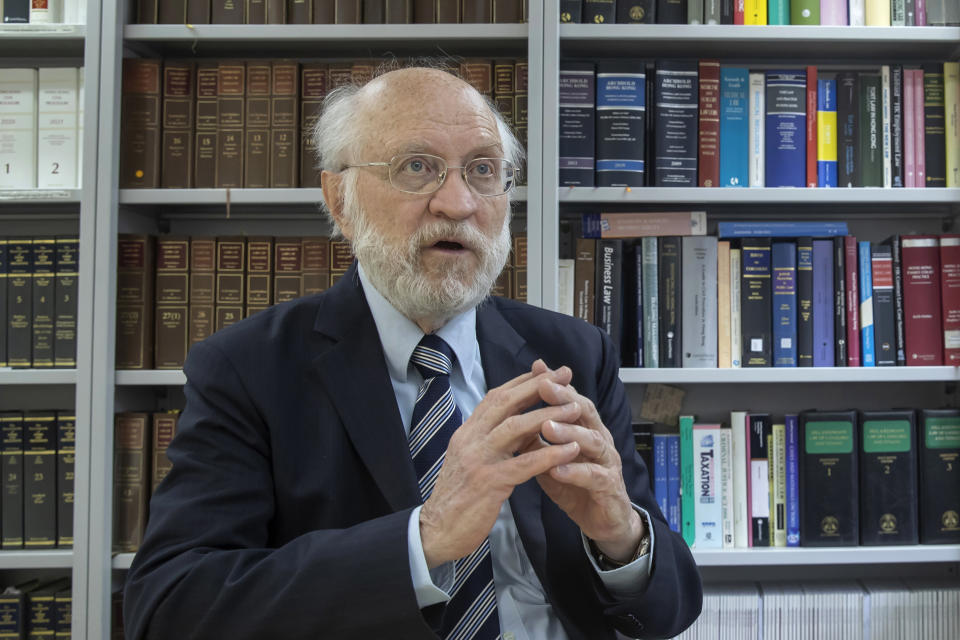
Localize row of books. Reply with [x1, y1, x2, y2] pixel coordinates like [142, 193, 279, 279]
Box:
[134, 0, 529, 24]
[1, 0, 85, 24]
[0, 578, 72, 640]
[0, 411, 75, 550]
[115, 234, 528, 370]
[559, 60, 959, 189]
[0, 68, 85, 191]
[562, 0, 959, 25]
[671, 580, 960, 640]
[120, 57, 528, 190]
[632, 407, 960, 549]
[558, 215, 955, 368]
[113, 411, 180, 553]
[0, 237, 79, 370]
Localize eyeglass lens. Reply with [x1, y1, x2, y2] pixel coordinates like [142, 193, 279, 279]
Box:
[389, 154, 514, 195]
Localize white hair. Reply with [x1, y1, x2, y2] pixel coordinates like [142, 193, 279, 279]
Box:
[313, 65, 525, 237]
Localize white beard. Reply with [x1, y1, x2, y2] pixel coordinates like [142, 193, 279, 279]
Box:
[344, 180, 512, 327]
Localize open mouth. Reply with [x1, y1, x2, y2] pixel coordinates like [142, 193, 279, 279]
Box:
[432, 240, 466, 251]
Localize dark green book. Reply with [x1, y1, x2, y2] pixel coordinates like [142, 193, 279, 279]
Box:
[31, 238, 56, 369]
[1, 411, 25, 548]
[918, 409, 960, 543]
[7, 238, 33, 369]
[922, 64, 946, 188]
[857, 72, 882, 188]
[799, 409, 859, 546]
[657, 236, 682, 368]
[54, 587, 71, 639]
[57, 412, 76, 548]
[54, 236, 79, 369]
[618, 0, 656, 22]
[837, 72, 859, 187]
[859, 410, 918, 545]
[24, 411, 57, 549]
[583, 0, 615, 22]
[0, 238, 7, 369]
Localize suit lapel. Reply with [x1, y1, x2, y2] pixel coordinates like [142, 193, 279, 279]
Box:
[311, 263, 421, 513]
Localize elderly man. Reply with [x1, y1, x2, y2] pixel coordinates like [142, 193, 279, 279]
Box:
[123, 66, 701, 640]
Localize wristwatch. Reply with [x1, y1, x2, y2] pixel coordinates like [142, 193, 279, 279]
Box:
[589, 512, 651, 570]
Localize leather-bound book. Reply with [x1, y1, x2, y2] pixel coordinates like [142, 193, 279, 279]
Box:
[23, 412, 57, 549]
[247, 0, 267, 22]
[113, 412, 150, 552]
[244, 61, 272, 189]
[161, 61, 196, 188]
[273, 238, 303, 303]
[299, 64, 328, 188]
[151, 411, 180, 493]
[119, 59, 161, 188]
[313, 0, 335, 21]
[215, 237, 246, 332]
[462, 0, 492, 21]
[187, 0, 212, 23]
[302, 237, 331, 295]
[245, 237, 274, 315]
[116, 235, 156, 370]
[363, 0, 385, 21]
[188, 237, 216, 346]
[386, 0, 412, 21]
[493, 0, 521, 21]
[154, 236, 190, 369]
[289, 0, 312, 21]
[56, 412, 75, 547]
[30, 238, 56, 368]
[211, 0, 245, 22]
[216, 61, 246, 188]
[53, 236, 79, 368]
[334, 0, 361, 22]
[193, 62, 219, 188]
[270, 60, 300, 188]
[158, 0, 187, 22]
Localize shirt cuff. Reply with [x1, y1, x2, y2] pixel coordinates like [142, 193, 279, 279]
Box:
[581, 504, 655, 599]
[407, 505, 455, 608]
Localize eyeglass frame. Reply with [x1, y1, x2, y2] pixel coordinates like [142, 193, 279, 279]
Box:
[341, 153, 519, 197]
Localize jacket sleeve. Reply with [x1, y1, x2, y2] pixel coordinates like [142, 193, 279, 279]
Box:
[122, 339, 440, 640]
[588, 326, 703, 639]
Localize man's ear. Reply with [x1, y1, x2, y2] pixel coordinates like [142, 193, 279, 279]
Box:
[321, 170, 353, 240]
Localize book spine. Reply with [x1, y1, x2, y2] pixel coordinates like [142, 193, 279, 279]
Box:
[902, 235, 943, 365]
[137, 0, 159, 22]
[514, 60, 529, 167]
[845, 236, 861, 367]
[623, 244, 642, 367]
[905, 68, 916, 187]
[113, 413, 150, 552]
[923, 64, 947, 187]
[719, 67, 749, 188]
[837, 72, 859, 187]
[0, 240, 7, 368]
[859, 410, 919, 545]
[492, 0, 521, 21]
[116, 235, 156, 369]
[594, 239, 623, 354]
[767, 0, 788, 22]
[187, 237, 215, 347]
[154, 237, 190, 369]
[796, 237, 814, 367]
[687, 0, 703, 22]
[730, 411, 749, 547]
[729, 246, 742, 367]
[273, 237, 304, 303]
[245, 237, 274, 315]
[188, 0, 212, 22]
[917, 409, 960, 543]
[771, 422, 786, 547]
[299, 63, 327, 188]
[617, 0, 656, 22]
[249, 0, 270, 19]
[211, 0, 245, 21]
[7, 239, 33, 368]
[56, 412, 75, 547]
[858, 73, 883, 187]
[681, 236, 719, 369]
[719, 427, 735, 548]
[493, 59, 515, 134]
[161, 61, 196, 189]
[717, 241, 731, 368]
[151, 413, 179, 493]
[658, 236, 682, 368]
[158, 0, 187, 21]
[216, 61, 245, 188]
[881, 66, 893, 188]
[1, 413, 24, 548]
[666, 434, 681, 532]
[436, 0, 460, 22]
[817, 75, 838, 187]
[574, 238, 596, 326]
[23, 412, 57, 549]
[889, 235, 907, 366]
[120, 60, 161, 188]
[765, 70, 807, 187]
[743, 0, 765, 22]
[36, 68, 79, 189]
[654, 61, 699, 187]
[193, 62, 219, 188]
[31, 239, 56, 368]
[679, 415, 696, 546]
[859, 241, 876, 367]
[740, 237, 772, 367]
[812, 239, 835, 367]
[833, 236, 847, 366]
[595, 61, 646, 187]
[772, 240, 798, 367]
[820, 0, 846, 22]
[940, 235, 960, 365]
[946, 62, 960, 188]
[270, 60, 300, 188]
[313, 0, 335, 21]
[865, 0, 890, 23]
[799, 410, 859, 546]
[693, 424, 722, 548]
[806, 66, 817, 188]
[583, 211, 707, 239]
[905, 0, 915, 24]
[790, 0, 818, 22]
[871, 242, 897, 366]
[462, 0, 493, 21]
[914, 69, 926, 186]
[748, 413, 771, 547]
[641, 237, 659, 368]
[892, 65, 905, 187]
[214, 237, 246, 332]
[891, 0, 905, 23]
[748, 72, 765, 187]
[657, 0, 686, 22]
[784, 414, 800, 546]
[558, 63, 596, 186]
[243, 61, 271, 189]
[289, 0, 311, 21]
[302, 236, 330, 296]
[559, 0, 581, 21]
[653, 433, 669, 518]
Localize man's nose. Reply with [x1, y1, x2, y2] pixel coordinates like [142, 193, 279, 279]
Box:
[428, 168, 478, 220]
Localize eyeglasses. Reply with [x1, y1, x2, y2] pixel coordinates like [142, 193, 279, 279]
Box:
[343, 153, 517, 197]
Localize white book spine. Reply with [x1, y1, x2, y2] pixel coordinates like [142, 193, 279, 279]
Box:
[556, 259, 575, 317]
[730, 248, 742, 368]
[30, 0, 55, 23]
[730, 410, 749, 547]
[719, 427, 735, 548]
[37, 68, 79, 189]
[681, 236, 718, 368]
[881, 65, 892, 189]
[77, 67, 85, 188]
[748, 72, 765, 187]
[849, 0, 866, 24]
[0, 69, 39, 189]
[693, 423, 723, 548]
[63, 0, 80, 24]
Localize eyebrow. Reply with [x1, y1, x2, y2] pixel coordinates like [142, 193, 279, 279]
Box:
[388, 143, 505, 160]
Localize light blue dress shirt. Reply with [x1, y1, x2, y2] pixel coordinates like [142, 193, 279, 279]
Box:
[357, 265, 653, 640]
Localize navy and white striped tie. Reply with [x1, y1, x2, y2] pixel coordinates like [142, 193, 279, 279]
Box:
[409, 334, 500, 640]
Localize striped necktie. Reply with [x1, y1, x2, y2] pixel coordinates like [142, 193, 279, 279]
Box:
[409, 334, 500, 640]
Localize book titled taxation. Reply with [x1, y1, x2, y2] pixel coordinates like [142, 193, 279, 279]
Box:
[582, 211, 706, 238]
[859, 410, 919, 546]
[681, 236, 718, 368]
[719, 67, 748, 188]
[595, 60, 646, 187]
[917, 409, 960, 544]
[654, 60, 699, 187]
[693, 423, 723, 548]
[799, 409, 859, 547]
[740, 237, 771, 367]
[764, 70, 806, 187]
[901, 235, 943, 365]
[771, 240, 797, 367]
[558, 62, 595, 186]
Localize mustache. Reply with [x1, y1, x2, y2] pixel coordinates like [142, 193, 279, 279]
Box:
[410, 221, 492, 253]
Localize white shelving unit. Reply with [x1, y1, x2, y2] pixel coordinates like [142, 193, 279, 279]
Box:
[0, 550, 75, 570]
[0, 370, 80, 385]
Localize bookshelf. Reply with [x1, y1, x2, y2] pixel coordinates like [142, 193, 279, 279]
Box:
[0, 2, 102, 638]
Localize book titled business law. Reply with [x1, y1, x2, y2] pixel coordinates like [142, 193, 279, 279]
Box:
[859, 409, 919, 546]
[582, 211, 707, 239]
[654, 60, 699, 187]
[559, 62, 596, 186]
[917, 409, 960, 544]
[799, 409, 859, 546]
[764, 70, 806, 187]
[681, 236, 718, 368]
[595, 60, 646, 187]
[595, 239, 624, 354]
[693, 423, 723, 548]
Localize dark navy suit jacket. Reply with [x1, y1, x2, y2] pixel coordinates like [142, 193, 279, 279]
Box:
[123, 263, 701, 640]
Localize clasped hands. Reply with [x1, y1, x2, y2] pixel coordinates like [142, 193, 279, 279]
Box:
[419, 360, 645, 569]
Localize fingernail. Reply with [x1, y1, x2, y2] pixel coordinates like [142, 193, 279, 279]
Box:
[555, 464, 569, 475]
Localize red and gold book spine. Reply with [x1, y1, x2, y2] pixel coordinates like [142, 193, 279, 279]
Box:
[806, 65, 818, 188]
[460, 59, 493, 98]
[698, 60, 721, 188]
[154, 236, 190, 369]
[939, 234, 960, 365]
[902, 235, 943, 365]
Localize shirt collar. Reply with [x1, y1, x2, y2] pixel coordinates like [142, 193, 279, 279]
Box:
[358, 263, 477, 383]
